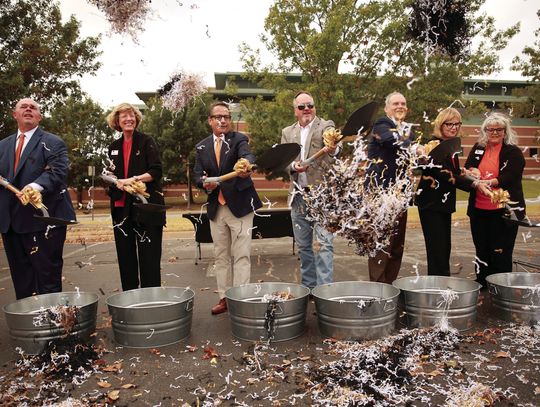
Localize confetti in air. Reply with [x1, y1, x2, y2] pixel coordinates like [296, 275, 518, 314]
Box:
[302, 137, 418, 256]
[158, 70, 207, 113]
[88, 0, 153, 42]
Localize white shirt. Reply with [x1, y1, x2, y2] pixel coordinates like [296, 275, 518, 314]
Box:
[16, 126, 42, 191]
[16, 126, 38, 155]
[297, 120, 314, 187]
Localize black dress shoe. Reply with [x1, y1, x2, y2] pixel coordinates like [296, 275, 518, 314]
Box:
[211, 298, 228, 315]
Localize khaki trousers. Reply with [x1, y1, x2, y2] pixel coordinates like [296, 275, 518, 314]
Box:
[209, 205, 254, 299]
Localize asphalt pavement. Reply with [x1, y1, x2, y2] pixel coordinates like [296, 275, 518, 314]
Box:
[0, 218, 539, 406]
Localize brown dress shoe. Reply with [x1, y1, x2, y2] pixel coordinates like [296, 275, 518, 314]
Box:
[211, 298, 228, 315]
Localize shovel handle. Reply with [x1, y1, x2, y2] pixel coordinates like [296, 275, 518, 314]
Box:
[0, 176, 45, 213]
[0, 176, 21, 195]
[298, 148, 327, 167]
[204, 165, 258, 185]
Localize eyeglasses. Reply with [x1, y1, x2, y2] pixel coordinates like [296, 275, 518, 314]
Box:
[443, 122, 462, 128]
[296, 103, 314, 110]
[211, 115, 231, 121]
[485, 127, 505, 134]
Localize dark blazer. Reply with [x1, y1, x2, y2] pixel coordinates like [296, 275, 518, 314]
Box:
[464, 142, 526, 219]
[107, 131, 165, 226]
[0, 127, 76, 233]
[367, 116, 417, 187]
[193, 131, 262, 221]
[416, 136, 474, 213]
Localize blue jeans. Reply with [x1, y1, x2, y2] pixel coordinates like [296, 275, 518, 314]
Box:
[291, 195, 334, 288]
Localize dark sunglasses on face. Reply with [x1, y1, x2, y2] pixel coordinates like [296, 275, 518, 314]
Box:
[296, 103, 314, 110]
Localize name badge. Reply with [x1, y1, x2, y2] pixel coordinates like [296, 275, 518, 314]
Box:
[111, 150, 119, 156]
[475, 149, 484, 155]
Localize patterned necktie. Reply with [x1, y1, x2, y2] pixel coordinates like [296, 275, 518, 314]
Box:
[14, 133, 25, 172]
[215, 137, 226, 205]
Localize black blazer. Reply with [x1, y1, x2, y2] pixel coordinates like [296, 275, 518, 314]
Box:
[367, 116, 417, 187]
[193, 131, 262, 221]
[0, 127, 76, 233]
[107, 131, 165, 226]
[464, 142, 526, 219]
[416, 136, 474, 213]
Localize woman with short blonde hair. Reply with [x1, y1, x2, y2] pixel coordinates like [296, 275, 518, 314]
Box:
[416, 107, 475, 276]
[105, 102, 165, 291]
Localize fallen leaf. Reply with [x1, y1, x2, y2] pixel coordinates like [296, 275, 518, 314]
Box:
[203, 346, 219, 359]
[534, 387, 540, 395]
[427, 369, 443, 377]
[149, 348, 161, 355]
[102, 362, 123, 372]
[108, 390, 120, 401]
[97, 381, 112, 388]
[121, 383, 136, 389]
[495, 351, 510, 358]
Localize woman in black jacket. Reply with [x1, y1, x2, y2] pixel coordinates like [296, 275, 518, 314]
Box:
[464, 112, 526, 287]
[416, 108, 474, 276]
[106, 103, 166, 291]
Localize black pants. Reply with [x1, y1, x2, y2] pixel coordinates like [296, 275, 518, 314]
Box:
[368, 211, 407, 284]
[112, 209, 163, 291]
[469, 208, 518, 287]
[2, 226, 66, 299]
[419, 209, 452, 276]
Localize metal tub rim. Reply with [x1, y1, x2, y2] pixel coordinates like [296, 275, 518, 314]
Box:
[393, 276, 482, 294]
[3, 291, 99, 315]
[486, 272, 540, 289]
[106, 287, 195, 348]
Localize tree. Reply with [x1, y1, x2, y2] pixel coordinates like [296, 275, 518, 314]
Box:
[511, 9, 540, 119]
[140, 95, 213, 205]
[43, 96, 113, 206]
[0, 0, 101, 139]
[239, 0, 519, 149]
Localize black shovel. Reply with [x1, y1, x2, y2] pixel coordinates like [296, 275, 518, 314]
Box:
[299, 101, 379, 167]
[203, 143, 301, 184]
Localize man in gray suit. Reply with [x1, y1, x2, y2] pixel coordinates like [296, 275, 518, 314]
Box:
[281, 91, 338, 289]
[0, 98, 76, 299]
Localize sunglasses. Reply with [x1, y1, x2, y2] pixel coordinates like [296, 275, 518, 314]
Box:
[296, 103, 314, 110]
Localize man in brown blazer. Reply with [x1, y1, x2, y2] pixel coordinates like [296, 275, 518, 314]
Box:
[280, 91, 338, 289]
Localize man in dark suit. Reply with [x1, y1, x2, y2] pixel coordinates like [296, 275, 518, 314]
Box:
[0, 98, 76, 299]
[194, 102, 262, 315]
[366, 92, 416, 284]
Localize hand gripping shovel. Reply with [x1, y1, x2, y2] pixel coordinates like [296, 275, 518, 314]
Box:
[203, 143, 301, 185]
[0, 176, 78, 226]
[299, 101, 379, 167]
[100, 174, 170, 213]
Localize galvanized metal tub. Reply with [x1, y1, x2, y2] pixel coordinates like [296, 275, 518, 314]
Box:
[312, 281, 400, 340]
[225, 283, 310, 342]
[486, 272, 540, 324]
[3, 292, 98, 354]
[106, 287, 194, 348]
[393, 276, 481, 332]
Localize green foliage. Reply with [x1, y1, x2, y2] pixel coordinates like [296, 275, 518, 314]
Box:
[239, 0, 519, 154]
[140, 95, 213, 186]
[42, 96, 112, 203]
[0, 0, 101, 139]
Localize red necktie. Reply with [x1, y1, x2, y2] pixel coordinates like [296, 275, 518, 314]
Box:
[14, 133, 25, 172]
[215, 137, 226, 205]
